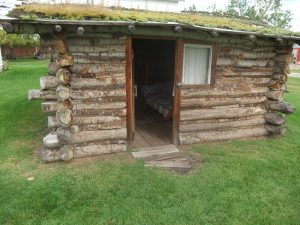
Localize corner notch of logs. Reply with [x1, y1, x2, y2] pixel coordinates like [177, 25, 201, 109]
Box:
[265, 47, 296, 135]
[28, 32, 74, 162]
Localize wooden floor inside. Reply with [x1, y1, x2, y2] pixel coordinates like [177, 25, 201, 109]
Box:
[132, 101, 173, 148]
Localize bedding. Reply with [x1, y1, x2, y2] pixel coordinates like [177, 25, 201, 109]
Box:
[141, 82, 174, 120]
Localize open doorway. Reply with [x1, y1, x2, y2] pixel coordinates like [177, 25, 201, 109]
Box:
[131, 38, 176, 148]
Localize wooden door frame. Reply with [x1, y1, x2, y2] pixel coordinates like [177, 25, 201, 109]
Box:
[125, 36, 182, 147]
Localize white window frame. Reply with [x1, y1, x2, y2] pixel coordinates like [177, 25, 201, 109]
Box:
[182, 44, 213, 85]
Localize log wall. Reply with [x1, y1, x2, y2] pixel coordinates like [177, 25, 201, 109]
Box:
[179, 36, 294, 145]
[31, 33, 127, 162]
[28, 25, 296, 161]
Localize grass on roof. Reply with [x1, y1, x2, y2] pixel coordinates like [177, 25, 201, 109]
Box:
[9, 3, 298, 36]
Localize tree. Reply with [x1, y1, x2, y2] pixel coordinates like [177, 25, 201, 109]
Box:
[0, 30, 40, 48]
[225, 0, 292, 28]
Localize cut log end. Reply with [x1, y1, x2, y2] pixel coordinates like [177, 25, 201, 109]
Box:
[56, 109, 73, 127]
[266, 91, 283, 101]
[40, 76, 58, 90]
[3, 22, 13, 33]
[40, 148, 61, 163]
[56, 85, 70, 101]
[264, 112, 285, 126]
[265, 124, 286, 135]
[60, 147, 74, 161]
[268, 102, 296, 114]
[56, 68, 71, 85]
[43, 132, 62, 148]
[56, 52, 74, 67]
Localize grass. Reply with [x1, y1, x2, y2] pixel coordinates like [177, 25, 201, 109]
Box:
[0, 59, 299, 225]
[291, 69, 300, 73]
[9, 4, 298, 36]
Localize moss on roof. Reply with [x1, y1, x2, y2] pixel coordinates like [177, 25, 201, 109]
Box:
[8, 4, 299, 36]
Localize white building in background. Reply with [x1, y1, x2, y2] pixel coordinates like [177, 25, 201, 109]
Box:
[31, 0, 185, 12]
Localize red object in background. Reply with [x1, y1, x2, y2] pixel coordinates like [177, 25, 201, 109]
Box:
[1, 46, 38, 59]
[293, 46, 300, 65]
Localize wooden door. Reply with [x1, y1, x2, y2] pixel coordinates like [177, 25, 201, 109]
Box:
[126, 37, 182, 147]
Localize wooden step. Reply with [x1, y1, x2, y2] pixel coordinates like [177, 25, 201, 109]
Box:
[132, 144, 179, 159]
[153, 152, 186, 161]
[145, 160, 192, 169]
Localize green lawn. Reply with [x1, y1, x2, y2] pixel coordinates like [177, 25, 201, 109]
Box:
[291, 69, 300, 73]
[0, 59, 299, 225]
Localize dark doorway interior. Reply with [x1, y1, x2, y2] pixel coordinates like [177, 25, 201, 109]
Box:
[132, 39, 176, 148]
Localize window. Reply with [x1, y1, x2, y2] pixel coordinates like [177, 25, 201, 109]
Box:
[183, 44, 212, 85]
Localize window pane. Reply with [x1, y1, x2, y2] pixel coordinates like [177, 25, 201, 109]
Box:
[183, 44, 211, 85]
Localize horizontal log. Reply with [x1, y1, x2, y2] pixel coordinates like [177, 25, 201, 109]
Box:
[216, 69, 273, 77]
[72, 108, 127, 117]
[268, 102, 296, 114]
[217, 58, 274, 68]
[48, 116, 58, 128]
[181, 87, 269, 98]
[273, 54, 293, 63]
[43, 132, 63, 148]
[180, 106, 266, 121]
[70, 88, 126, 100]
[56, 52, 74, 67]
[68, 45, 125, 53]
[57, 127, 127, 144]
[70, 76, 125, 89]
[69, 63, 125, 74]
[40, 76, 58, 90]
[73, 115, 124, 125]
[217, 36, 277, 46]
[180, 126, 268, 144]
[62, 143, 127, 159]
[181, 95, 267, 108]
[71, 52, 125, 58]
[219, 48, 276, 59]
[28, 89, 57, 100]
[265, 124, 286, 135]
[264, 113, 285, 126]
[41, 99, 72, 112]
[70, 120, 126, 132]
[73, 55, 125, 64]
[219, 45, 276, 52]
[180, 116, 265, 133]
[275, 47, 293, 54]
[66, 37, 125, 46]
[266, 91, 283, 101]
[72, 101, 126, 110]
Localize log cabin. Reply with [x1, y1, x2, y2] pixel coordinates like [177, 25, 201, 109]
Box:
[2, 4, 299, 162]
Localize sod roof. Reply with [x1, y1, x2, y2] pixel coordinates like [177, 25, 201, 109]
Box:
[7, 3, 300, 38]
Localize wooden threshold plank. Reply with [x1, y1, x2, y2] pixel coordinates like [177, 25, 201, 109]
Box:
[132, 145, 179, 159]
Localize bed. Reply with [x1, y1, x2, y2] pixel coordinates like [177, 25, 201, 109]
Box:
[141, 82, 174, 120]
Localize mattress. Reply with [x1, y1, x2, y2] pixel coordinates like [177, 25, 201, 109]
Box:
[142, 82, 174, 120]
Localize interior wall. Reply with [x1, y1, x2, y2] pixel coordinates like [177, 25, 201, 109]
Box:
[133, 39, 175, 87]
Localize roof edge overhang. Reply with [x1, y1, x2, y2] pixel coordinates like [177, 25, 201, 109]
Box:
[2, 18, 300, 42]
